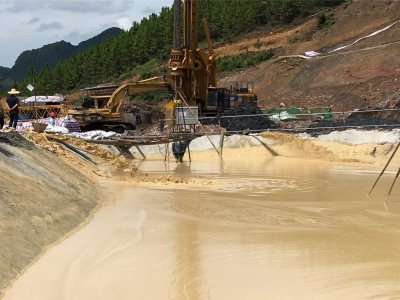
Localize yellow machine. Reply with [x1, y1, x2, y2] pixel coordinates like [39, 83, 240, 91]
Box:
[67, 79, 174, 132]
[68, 0, 257, 132]
[168, 0, 257, 115]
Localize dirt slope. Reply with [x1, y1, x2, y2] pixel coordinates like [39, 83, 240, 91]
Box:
[0, 130, 201, 297]
[66, 1, 400, 124]
[0, 132, 104, 297]
[215, 0, 400, 114]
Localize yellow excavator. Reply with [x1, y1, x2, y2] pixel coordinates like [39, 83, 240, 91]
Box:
[67, 79, 174, 132]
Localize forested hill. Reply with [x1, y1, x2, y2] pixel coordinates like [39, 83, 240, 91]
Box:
[9, 41, 77, 82]
[1, 27, 121, 89]
[0, 67, 10, 81]
[4, 0, 345, 96]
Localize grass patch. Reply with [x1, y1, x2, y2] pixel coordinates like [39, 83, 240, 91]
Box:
[317, 12, 336, 30]
[217, 49, 274, 72]
[132, 90, 171, 105]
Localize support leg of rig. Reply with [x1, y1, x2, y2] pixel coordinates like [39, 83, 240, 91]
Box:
[115, 146, 135, 159]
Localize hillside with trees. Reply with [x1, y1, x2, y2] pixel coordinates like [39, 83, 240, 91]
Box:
[4, 0, 399, 122]
[0, 27, 121, 92]
[2, 0, 346, 97]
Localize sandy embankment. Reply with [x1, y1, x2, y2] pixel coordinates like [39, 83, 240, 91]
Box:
[0, 130, 204, 298]
[125, 130, 400, 167]
[0, 132, 105, 298]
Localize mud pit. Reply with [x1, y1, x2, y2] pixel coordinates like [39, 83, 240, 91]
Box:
[3, 141, 400, 299]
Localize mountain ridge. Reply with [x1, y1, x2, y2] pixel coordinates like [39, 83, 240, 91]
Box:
[0, 27, 122, 90]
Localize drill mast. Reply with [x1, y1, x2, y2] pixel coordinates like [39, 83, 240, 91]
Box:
[168, 0, 217, 109]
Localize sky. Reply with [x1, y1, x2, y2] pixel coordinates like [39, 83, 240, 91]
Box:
[0, 0, 170, 68]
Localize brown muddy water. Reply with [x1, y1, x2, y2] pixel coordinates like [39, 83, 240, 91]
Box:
[4, 154, 400, 300]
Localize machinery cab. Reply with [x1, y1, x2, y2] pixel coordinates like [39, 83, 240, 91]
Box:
[229, 93, 258, 109]
[228, 81, 257, 108]
[81, 96, 109, 110]
[206, 87, 230, 113]
[76, 85, 120, 110]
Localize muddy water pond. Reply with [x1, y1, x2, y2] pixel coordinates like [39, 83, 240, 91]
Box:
[4, 155, 400, 300]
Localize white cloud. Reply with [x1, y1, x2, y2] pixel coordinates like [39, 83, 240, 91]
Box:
[116, 17, 133, 30]
[37, 22, 63, 32]
[0, 0, 170, 68]
[4, 0, 136, 14]
[46, 1, 136, 15]
[28, 17, 40, 24]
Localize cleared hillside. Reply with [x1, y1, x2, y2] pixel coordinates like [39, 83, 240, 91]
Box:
[216, 0, 400, 116]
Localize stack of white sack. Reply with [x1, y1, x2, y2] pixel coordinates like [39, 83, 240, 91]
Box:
[68, 130, 121, 140]
[44, 124, 70, 134]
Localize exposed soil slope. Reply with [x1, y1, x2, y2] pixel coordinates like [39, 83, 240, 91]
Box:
[0, 130, 204, 297]
[215, 0, 400, 115]
[0, 132, 103, 297]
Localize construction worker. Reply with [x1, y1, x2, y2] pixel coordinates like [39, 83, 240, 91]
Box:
[49, 112, 57, 126]
[6, 88, 20, 130]
[132, 105, 142, 124]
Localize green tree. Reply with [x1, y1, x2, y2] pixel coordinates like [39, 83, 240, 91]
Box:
[36, 63, 54, 95]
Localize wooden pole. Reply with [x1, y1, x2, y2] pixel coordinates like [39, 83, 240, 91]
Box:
[219, 131, 225, 157]
[385, 166, 400, 203]
[179, 102, 191, 162]
[177, 88, 226, 166]
[164, 102, 175, 163]
[368, 141, 400, 195]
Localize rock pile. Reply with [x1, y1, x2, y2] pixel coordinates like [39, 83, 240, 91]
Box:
[308, 116, 400, 136]
[0, 131, 35, 150]
[202, 102, 278, 132]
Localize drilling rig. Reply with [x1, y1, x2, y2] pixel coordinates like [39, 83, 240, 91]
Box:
[168, 0, 257, 116]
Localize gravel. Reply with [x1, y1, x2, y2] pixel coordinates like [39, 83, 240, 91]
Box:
[307, 116, 400, 137]
[202, 102, 278, 132]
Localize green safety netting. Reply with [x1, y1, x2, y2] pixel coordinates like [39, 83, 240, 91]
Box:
[264, 106, 332, 121]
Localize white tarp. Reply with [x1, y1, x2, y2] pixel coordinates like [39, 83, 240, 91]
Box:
[44, 124, 70, 134]
[305, 20, 399, 57]
[22, 95, 66, 103]
[269, 111, 298, 121]
[68, 130, 121, 140]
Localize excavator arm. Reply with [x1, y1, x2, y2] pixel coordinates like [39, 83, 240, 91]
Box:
[105, 79, 174, 113]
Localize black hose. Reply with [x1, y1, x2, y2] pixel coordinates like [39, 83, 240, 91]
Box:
[51, 138, 96, 164]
